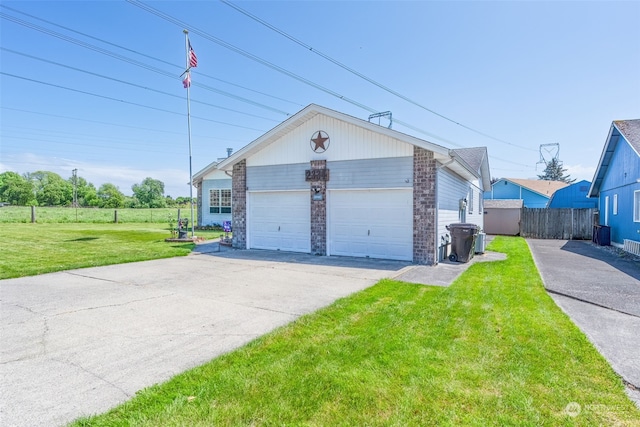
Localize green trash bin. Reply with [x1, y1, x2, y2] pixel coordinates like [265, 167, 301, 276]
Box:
[446, 223, 480, 263]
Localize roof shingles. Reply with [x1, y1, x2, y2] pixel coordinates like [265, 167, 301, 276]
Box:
[506, 178, 569, 197]
[614, 119, 640, 155]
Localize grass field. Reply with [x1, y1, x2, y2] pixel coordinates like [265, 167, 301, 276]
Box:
[70, 237, 640, 426]
[0, 206, 197, 224]
[0, 223, 223, 279]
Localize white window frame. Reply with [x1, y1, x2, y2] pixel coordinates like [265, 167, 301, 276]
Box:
[634, 190, 640, 222]
[613, 194, 618, 215]
[604, 196, 609, 226]
[209, 189, 231, 214]
[468, 189, 474, 214]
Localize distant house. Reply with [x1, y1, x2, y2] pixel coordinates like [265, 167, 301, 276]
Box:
[192, 160, 232, 227]
[547, 180, 597, 208]
[588, 119, 640, 251]
[484, 178, 569, 208]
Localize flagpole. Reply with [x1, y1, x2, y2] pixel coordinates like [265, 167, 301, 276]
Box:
[184, 29, 195, 238]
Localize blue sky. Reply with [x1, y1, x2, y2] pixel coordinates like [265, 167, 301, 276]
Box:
[1, 0, 639, 197]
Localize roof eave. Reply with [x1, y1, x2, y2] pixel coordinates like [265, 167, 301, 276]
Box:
[588, 122, 617, 198]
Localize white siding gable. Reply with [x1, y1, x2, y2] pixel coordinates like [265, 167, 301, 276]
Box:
[202, 168, 230, 181]
[248, 114, 413, 167]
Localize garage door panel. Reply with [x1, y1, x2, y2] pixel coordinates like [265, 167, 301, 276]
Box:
[329, 190, 413, 261]
[249, 192, 310, 252]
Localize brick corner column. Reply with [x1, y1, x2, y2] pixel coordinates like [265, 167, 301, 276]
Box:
[232, 160, 247, 249]
[196, 185, 203, 227]
[310, 160, 327, 255]
[413, 147, 437, 265]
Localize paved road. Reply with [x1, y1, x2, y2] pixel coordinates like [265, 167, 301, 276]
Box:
[527, 239, 640, 406]
[1, 246, 413, 427]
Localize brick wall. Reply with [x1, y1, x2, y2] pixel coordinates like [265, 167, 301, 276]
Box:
[231, 160, 247, 249]
[196, 184, 202, 227]
[413, 147, 437, 265]
[310, 160, 327, 255]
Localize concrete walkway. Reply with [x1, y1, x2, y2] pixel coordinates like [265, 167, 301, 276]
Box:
[527, 239, 640, 406]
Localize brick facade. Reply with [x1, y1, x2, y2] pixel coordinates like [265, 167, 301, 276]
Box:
[196, 185, 202, 227]
[309, 160, 328, 255]
[413, 146, 437, 265]
[231, 160, 247, 249]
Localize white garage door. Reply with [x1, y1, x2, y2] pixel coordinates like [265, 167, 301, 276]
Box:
[328, 189, 413, 261]
[248, 191, 310, 253]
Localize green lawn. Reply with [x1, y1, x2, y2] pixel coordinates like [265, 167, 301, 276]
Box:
[0, 223, 222, 279]
[70, 237, 640, 426]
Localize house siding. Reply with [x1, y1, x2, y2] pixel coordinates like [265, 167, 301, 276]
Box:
[200, 178, 232, 226]
[247, 163, 308, 191]
[548, 180, 597, 209]
[327, 157, 413, 189]
[485, 179, 550, 208]
[437, 168, 484, 258]
[598, 138, 640, 244]
[247, 114, 413, 167]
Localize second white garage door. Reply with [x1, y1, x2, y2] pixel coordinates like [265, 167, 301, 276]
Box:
[248, 191, 310, 253]
[328, 189, 413, 261]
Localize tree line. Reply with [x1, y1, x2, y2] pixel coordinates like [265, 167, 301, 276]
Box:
[0, 171, 194, 208]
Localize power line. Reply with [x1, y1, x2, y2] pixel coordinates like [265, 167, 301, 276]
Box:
[1, 135, 174, 154]
[124, 0, 471, 147]
[0, 11, 291, 116]
[1, 47, 280, 123]
[1, 107, 248, 143]
[0, 3, 304, 109]
[126, 2, 541, 167]
[0, 72, 268, 132]
[220, 0, 537, 153]
[2, 4, 535, 169]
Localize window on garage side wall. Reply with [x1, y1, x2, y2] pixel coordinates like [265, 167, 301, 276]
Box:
[634, 190, 640, 222]
[210, 189, 232, 214]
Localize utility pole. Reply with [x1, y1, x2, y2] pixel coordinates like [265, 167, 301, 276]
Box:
[72, 168, 78, 208]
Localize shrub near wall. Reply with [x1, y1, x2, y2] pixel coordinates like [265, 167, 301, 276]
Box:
[0, 206, 198, 224]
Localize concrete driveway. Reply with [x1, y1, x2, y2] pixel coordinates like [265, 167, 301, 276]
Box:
[527, 239, 640, 406]
[0, 246, 411, 427]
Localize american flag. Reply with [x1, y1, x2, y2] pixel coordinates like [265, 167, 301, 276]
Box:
[182, 72, 191, 88]
[188, 40, 197, 68]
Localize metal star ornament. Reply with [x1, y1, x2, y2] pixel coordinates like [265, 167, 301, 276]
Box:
[310, 131, 330, 153]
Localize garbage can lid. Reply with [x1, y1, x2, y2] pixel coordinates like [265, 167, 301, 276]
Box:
[447, 223, 480, 229]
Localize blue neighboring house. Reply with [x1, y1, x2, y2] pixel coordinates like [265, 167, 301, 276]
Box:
[484, 178, 568, 208]
[547, 180, 597, 208]
[588, 119, 640, 248]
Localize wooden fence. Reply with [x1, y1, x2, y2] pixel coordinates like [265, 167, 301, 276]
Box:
[520, 208, 595, 240]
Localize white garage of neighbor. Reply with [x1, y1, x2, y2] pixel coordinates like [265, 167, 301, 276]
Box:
[216, 104, 491, 265]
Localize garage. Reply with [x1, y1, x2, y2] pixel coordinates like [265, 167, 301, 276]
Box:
[248, 191, 310, 252]
[217, 104, 490, 266]
[328, 189, 413, 261]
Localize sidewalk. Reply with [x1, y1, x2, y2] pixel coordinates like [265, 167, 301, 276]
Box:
[527, 239, 640, 406]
